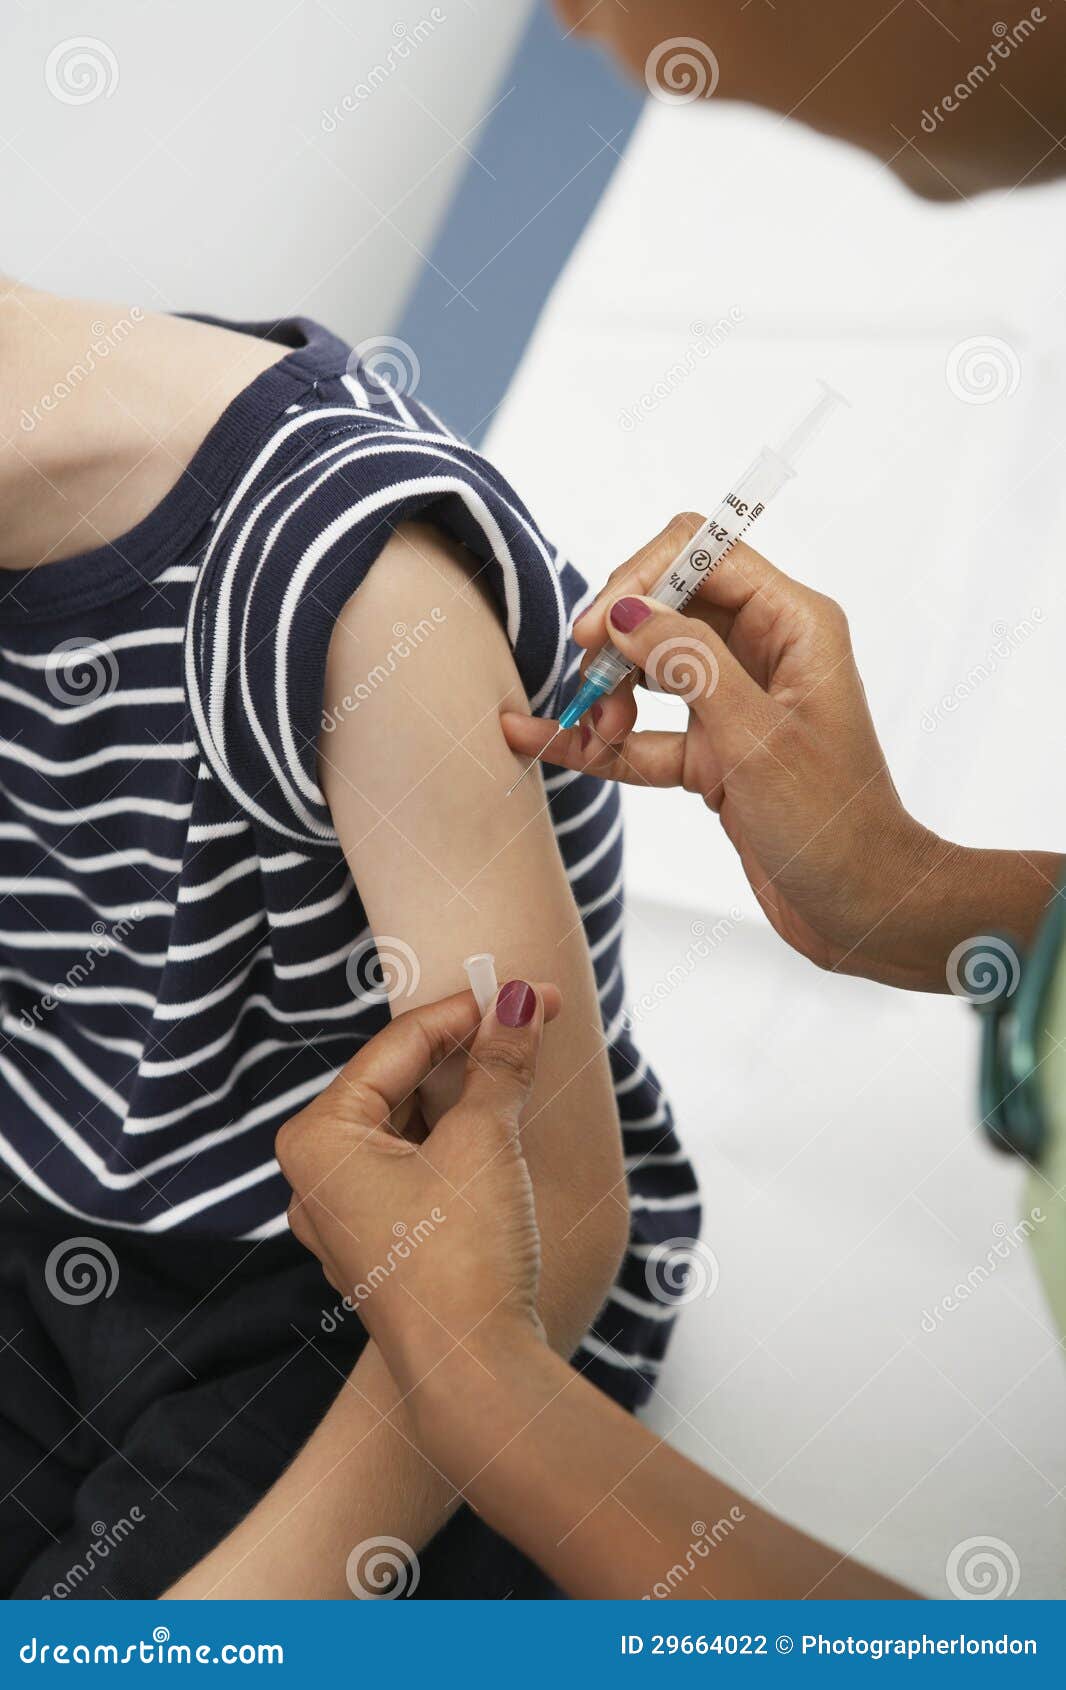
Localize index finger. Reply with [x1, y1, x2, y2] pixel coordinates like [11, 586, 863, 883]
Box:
[573, 513, 706, 651]
[325, 989, 483, 1128]
[574, 516, 788, 652]
[323, 984, 563, 1129]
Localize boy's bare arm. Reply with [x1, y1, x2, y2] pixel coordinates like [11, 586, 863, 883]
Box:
[169, 523, 626, 1595]
[319, 520, 628, 1348]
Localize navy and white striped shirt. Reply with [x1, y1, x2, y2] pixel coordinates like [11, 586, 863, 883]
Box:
[0, 317, 699, 1405]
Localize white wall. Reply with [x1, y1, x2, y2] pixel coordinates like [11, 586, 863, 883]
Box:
[2, 0, 532, 334]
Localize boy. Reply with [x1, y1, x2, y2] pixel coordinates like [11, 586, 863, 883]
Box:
[0, 283, 698, 1597]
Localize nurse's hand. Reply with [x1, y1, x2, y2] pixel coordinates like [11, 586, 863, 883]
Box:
[502, 516, 1058, 992]
[276, 982, 558, 1394]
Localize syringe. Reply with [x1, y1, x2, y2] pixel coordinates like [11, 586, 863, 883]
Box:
[507, 382, 846, 795]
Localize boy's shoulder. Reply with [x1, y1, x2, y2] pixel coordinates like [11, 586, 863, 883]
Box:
[184, 354, 578, 851]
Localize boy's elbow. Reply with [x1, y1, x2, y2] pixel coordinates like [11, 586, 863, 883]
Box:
[555, 1088, 631, 1345]
[536, 1162, 629, 1359]
[597, 1183, 630, 1297]
[571, 1175, 631, 1341]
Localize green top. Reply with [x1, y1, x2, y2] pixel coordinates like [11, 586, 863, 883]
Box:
[976, 885, 1066, 1340]
[1029, 938, 1066, 1338]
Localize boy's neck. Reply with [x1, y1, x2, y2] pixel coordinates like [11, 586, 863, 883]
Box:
[0, 283, 287, 570]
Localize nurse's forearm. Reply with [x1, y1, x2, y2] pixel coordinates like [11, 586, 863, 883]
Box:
[167, 1186, 621, 1600]
[876, 835, 1061, 993]
[409, 1330, 913, 1601]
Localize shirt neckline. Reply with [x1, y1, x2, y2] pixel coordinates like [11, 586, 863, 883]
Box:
[0, 316, 352, 625]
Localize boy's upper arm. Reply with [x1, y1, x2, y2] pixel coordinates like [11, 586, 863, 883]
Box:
[318, 521, 626, 1341]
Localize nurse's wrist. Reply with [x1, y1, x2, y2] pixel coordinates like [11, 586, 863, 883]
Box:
[404, 1318, 548, 1460]
[872, 829, 1061, 993]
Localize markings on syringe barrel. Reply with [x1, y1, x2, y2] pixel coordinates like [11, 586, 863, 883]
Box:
[672, 502, 766, 603]
[667, 529, 738, 600]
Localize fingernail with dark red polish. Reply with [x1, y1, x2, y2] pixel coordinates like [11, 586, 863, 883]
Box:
[591, 703, 604, 725]
[610, 597, 651, 633]
[580, 724, 592, 750]
[496, 980, 535, 1027]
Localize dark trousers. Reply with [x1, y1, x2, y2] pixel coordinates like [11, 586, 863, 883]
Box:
[0, 1188, 556, 1599]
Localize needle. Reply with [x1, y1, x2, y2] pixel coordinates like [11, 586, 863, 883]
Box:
[506, 723, 567, 795]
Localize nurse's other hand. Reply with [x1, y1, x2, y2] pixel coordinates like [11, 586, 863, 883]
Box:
[276, 982, 557, 1392]
[502, 516, 940, 989]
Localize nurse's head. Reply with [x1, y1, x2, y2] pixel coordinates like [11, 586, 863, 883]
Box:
[552, 0, 1065, 200]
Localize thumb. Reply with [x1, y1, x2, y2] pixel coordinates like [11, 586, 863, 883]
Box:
[446, 980, 545, 1153]
[605, 595, 765, 735]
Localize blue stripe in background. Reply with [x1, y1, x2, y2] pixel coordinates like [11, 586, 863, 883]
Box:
[395, 4, 641, 446]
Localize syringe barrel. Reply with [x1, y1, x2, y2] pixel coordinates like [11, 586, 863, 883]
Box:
[652, 446, 793, 600]
[582, 446, 792, 700]
[571, 382, 847, 722]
